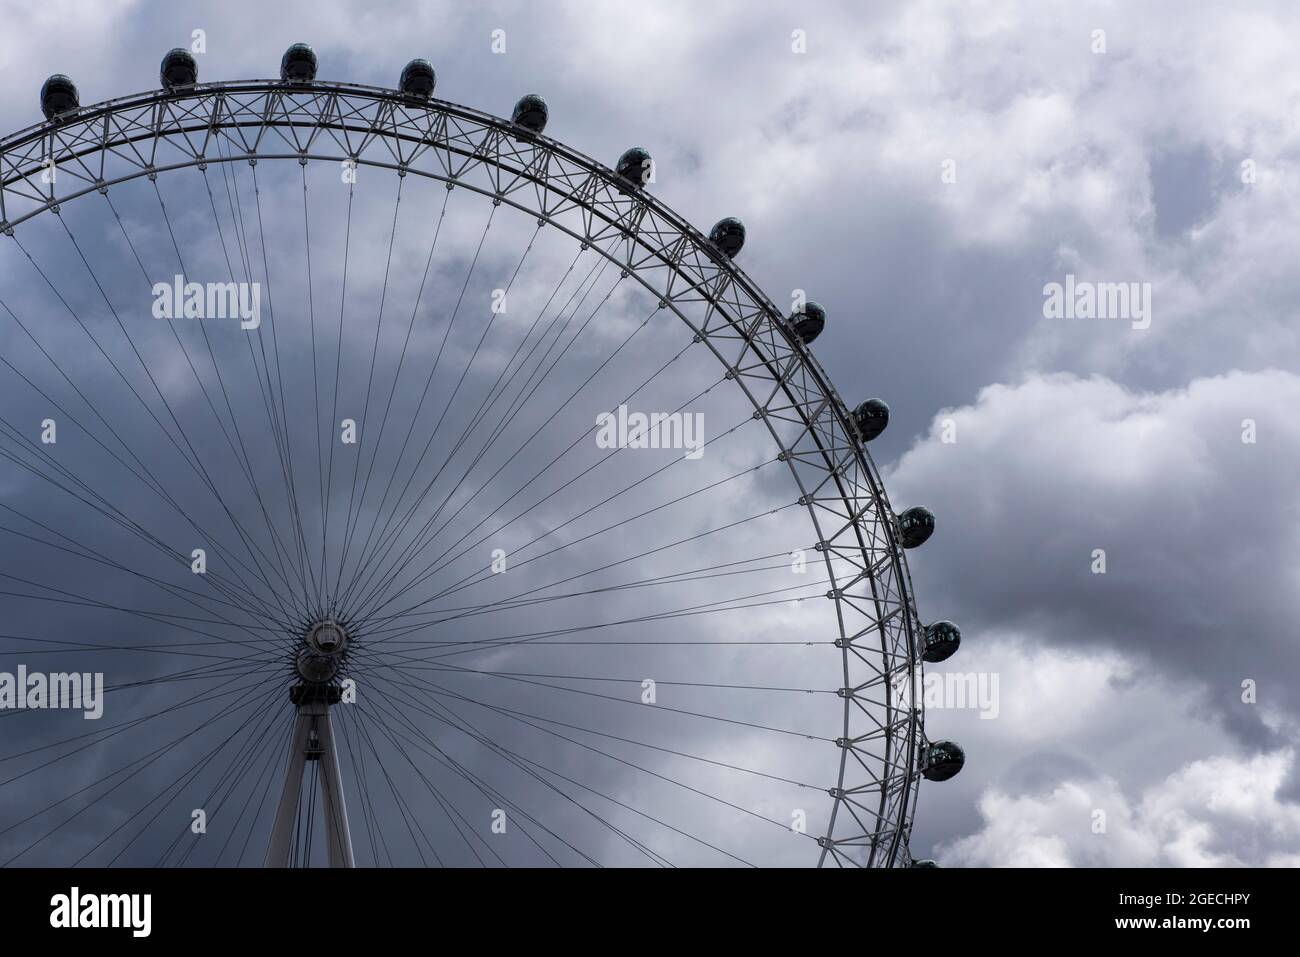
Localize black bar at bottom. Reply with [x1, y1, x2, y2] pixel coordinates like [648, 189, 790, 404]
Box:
[0, 866, 1279, 944]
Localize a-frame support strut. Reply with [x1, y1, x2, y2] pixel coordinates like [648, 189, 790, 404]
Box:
[265, 691, 354, 867]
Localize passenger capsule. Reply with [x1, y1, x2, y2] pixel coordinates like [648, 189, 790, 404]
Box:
[160, 48, 198, 90]
[790, 301, 826, 344]
[909, 859, 941, 868]
[40, 74, 79, 121]
[922, 620, 961, 663]
[512, 94, 548, 134]
[897, 506, 935, 549]
[921, 740, 965, 782]
[400, 59, 436, 98]
[616, 147, 653, 188]
[281, 43, 318, 83]
[709, 217, 746, 258]
[852, 398, 889, 442]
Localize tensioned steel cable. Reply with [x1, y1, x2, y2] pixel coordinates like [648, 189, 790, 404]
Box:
[336, 238, 619, 609]
[334, 704, 405, 865]
[0, 451, 278, 630]
[379, 421, 768, 619]
[353, 651, 827, 865]
[184, 704, 296, 867]
[0, 572, 287, 661]
[363, 499, 801, 647]
[0, 656, 283, 772]
[350, 633, 832, 742]
[0, 667, 287, 864]
[149, 181, 306, 622]
[205, 147, 319, 607]
[387, 676, 741, 867]
[347, 334, 717, 621]
[355, 552, 810, 633]
[0, 282, 287, 627]
[250, 161, 322, 605]
[368, 676, 670, 867]
[360, 454, 776, 637]
[355, 389, 749, 625]
[346, 701, 498, 865]
[332, 200, 520, 607]
[192, 174, 307, 606]
[354, 693, 593, 866]
[59, 197, 307, 624]
[332, 186, 452, 599]
[0, 383, 280, 628]
[324, 171, 401, 609]
[116, 178, 286, 587]
[302, 161, 329, 604]
[349, 254, 631, 600]
[368, 570, 821, 667]
[90, 679, 287, 866]
[337, 198, 533, 606]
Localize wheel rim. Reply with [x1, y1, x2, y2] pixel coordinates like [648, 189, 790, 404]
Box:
[0, 76, 927, 867]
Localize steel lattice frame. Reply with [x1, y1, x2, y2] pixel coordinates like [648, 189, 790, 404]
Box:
[0, 79, 928, 867]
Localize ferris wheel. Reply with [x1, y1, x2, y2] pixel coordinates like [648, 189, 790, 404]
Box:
[0, 43, 965, 868]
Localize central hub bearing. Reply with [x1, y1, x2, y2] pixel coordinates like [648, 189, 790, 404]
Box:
[295, 618, 350, 685]
[307, 619, 349, 655]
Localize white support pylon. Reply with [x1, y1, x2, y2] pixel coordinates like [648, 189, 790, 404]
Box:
[265, 697, 354, 867]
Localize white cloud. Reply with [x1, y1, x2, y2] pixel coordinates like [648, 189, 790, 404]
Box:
[942, 748, 1300, 867]
[889, 369, 1300, 730]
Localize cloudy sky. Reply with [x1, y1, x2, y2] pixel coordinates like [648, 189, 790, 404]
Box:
[0, 0, 1297, 867]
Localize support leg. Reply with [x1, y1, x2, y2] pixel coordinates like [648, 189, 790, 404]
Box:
[315, 709, 355, 867]
[264, 701, 354, 867]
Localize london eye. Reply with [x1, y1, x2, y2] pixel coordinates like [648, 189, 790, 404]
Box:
[0, 44, 963, 867]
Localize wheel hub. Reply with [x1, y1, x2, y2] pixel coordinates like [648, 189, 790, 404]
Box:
[295, 618, 350, 685]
